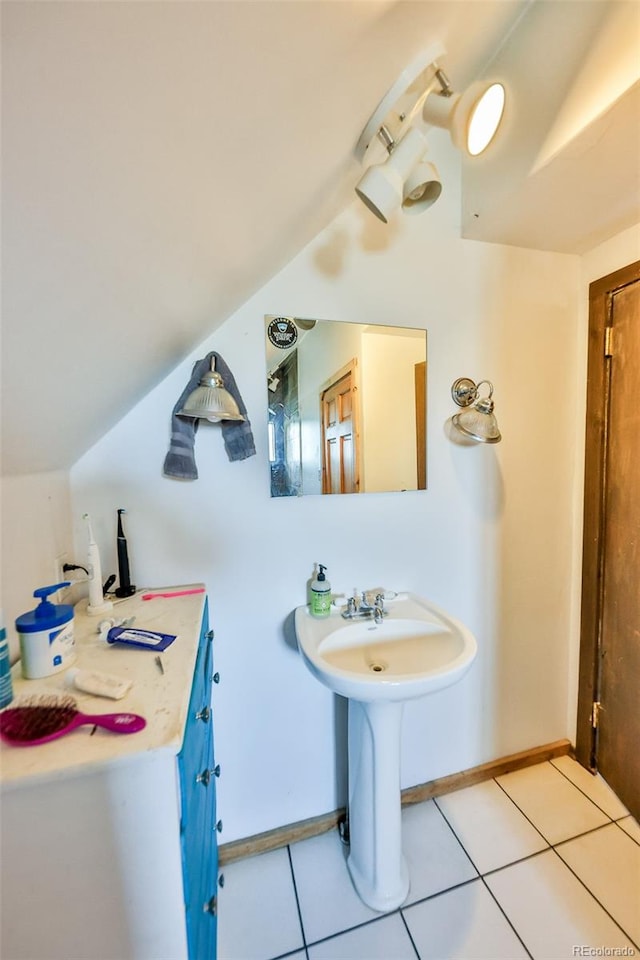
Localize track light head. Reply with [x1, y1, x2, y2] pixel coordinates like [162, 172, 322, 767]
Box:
[402, 161, 441, 214]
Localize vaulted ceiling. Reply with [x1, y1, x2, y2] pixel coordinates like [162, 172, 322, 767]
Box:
[2, 1, 639, 475]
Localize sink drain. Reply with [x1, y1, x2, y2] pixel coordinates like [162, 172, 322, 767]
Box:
[369, 661, 387, 673]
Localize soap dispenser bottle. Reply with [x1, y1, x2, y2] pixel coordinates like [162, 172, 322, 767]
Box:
[310, 564, 332, 618]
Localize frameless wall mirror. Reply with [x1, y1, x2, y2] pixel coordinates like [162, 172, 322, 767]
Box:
[265, 315, 427, 497]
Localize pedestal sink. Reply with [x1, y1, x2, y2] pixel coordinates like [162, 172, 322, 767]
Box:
[294, 592, 477, 912]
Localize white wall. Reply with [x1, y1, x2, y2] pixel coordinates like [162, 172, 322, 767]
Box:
[70, 139, 585, 843]
[361, 327, 424, 492]
[1, 471, 74, 660]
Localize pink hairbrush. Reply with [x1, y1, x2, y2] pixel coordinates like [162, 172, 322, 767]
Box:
[0, 696, 146, 746]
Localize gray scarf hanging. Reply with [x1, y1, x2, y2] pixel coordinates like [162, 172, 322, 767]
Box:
[163, 351, 256, 480]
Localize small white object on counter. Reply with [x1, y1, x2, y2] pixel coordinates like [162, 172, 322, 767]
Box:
[65, 667, 132, 700]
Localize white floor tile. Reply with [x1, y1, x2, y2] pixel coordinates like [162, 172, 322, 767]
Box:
[486, 849, 635, 959]
[618, 816, 640, 844]
[556, 823, 640, 945]
[551, 755, 630, 819]
[436, 779, 548, 873]
[402, 800, 477, 904]
[217, 847, 303, 960]
[496, 762, 610, 844]
[308, 913, 417, 960]
[290, 829, 384, 945]
[403, 878, 529, 960]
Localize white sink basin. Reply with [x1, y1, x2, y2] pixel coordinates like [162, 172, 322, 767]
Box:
[295, 592, 477, 703]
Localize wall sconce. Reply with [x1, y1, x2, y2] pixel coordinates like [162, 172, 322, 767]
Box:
[355, 43, 505, 222]
[179, 356, 245, 422]
[450, 377, 502, 444]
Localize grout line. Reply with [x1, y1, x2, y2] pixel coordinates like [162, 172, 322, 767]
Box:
[549, 756, 623, 821]
[270, 951, 309, 960]
[480, 846, 551, 879]
[492, 776, 554, 845]
[286, 844, 309, 960]
[398, 908, 421, 959]
[480, 875, 534, 960]
[302, 912, 400, 951]
[401, 874, 481, 912]
[553, 819, 621, 850]
[614, 818, 640, 848]
[480, 821, 621, 880]
[549, 846, 640, 952]
[432, 795, 483, 875]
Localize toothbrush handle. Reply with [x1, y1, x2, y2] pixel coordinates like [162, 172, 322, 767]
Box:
[76, 712, 146, 734]
[141, 588, 205, 600]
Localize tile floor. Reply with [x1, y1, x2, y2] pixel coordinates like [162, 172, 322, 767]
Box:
[217, 757, 640, 960]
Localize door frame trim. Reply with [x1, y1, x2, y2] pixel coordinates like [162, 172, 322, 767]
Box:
[575, 260, 640, 770]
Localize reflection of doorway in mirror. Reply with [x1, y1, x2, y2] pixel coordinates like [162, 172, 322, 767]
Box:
[320, 360, 361, 494]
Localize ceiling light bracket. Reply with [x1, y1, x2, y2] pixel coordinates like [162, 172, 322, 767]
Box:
[355, 42, 447, 164]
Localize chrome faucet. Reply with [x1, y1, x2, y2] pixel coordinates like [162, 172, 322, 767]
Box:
[341, 590, 387, 621]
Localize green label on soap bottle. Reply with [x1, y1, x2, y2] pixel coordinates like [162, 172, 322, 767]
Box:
[311, 590, 331, 618]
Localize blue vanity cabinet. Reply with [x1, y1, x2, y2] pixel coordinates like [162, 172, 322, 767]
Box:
[179, 602, 220, 959]
[1, 585, 220, 960]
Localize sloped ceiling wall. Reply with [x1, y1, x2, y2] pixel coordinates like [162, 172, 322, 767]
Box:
[2, 0, 638, 476]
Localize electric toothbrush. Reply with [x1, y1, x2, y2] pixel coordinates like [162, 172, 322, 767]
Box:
[115, 509, 136, 598]
[83, 514, 113, 616]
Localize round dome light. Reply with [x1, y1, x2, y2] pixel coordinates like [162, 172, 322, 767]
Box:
[466, 82, 505, 156]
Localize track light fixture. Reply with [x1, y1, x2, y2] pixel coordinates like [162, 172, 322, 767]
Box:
[355, 43, 506, 222]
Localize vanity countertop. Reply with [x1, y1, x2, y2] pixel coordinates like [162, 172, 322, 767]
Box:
[0, 584, 207, 789]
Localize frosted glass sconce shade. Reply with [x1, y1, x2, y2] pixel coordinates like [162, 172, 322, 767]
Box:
[450, 377, 501, 444]
[179, 358, 245, 422]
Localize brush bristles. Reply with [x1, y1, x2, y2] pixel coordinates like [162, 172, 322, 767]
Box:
[0, 695, 78, 742]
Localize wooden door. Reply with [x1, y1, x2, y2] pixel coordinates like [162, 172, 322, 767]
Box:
[321, 362, 359, 494]
[576, 261, 640, 819]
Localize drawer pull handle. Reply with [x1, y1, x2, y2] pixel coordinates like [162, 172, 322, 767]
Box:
[206, 630, 215, 641]
[214, 764, 221, 778]
[213, 672, 220, 684]
[218, 873, 225, 888]
[196, 706, 211, 722]
[216, 819, 223, 833]
[196, 768, 213, 787]
[204, 895, 217, 916]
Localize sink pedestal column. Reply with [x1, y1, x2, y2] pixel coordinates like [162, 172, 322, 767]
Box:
[347, 699, 410, 911]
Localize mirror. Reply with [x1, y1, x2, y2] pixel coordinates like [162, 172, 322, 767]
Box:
[265, 316, 427, 497]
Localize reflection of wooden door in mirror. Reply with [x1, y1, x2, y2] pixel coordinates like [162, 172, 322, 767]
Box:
[415, 361, 426, 490]
[321, 361, 360, 494]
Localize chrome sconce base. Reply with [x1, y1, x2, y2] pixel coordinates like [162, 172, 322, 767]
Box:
[450, 377, 502, 444]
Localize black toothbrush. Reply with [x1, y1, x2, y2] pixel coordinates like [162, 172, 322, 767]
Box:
[115, 508, 136, 598]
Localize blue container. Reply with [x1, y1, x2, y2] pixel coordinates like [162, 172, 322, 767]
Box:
[0, 610, 14, 708]
[15, 583, 75, 679]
